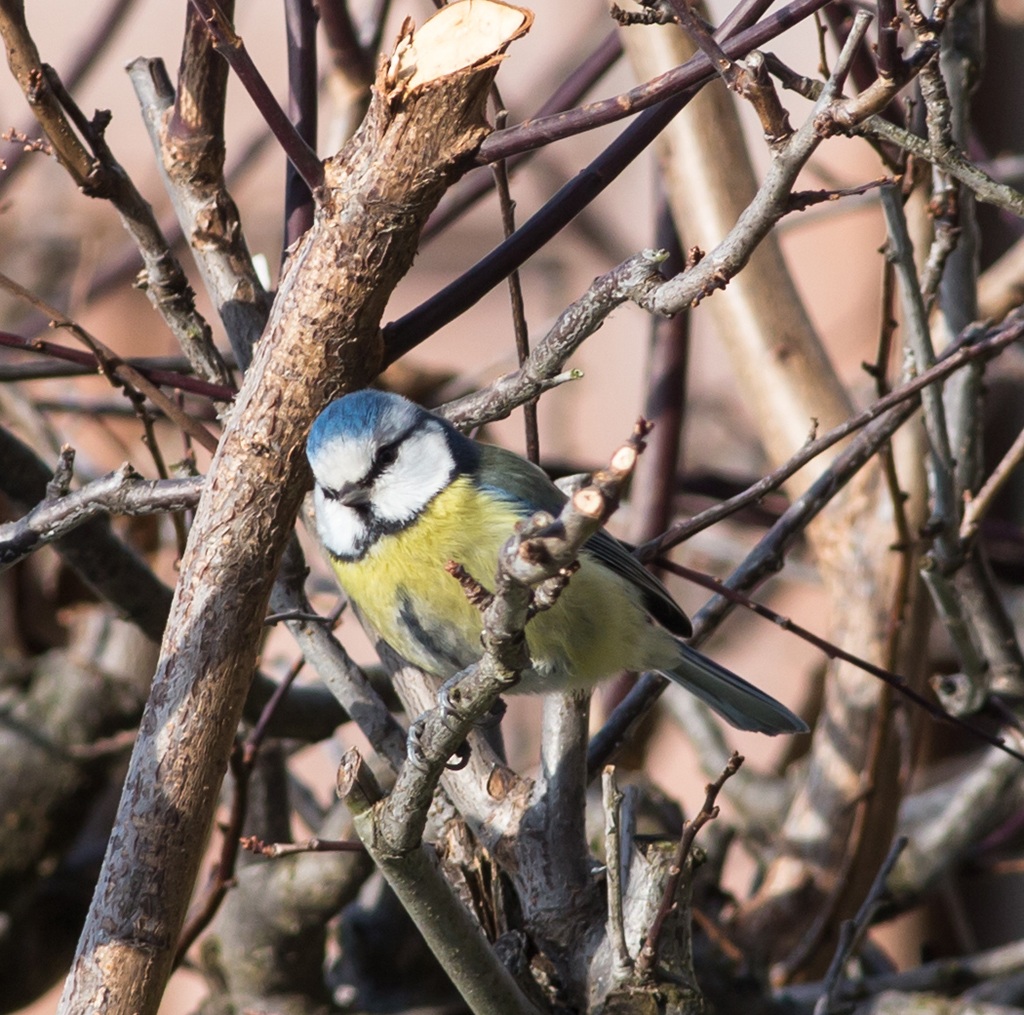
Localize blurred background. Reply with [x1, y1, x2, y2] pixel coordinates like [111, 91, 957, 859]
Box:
[2, 0, 1023, 1011]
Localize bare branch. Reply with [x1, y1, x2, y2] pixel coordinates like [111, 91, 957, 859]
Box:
[59, 8, 533, 1008]
[185, 0, 325, 193]
[338, 749, 542, 1015]
[0, 1, 232, 386]
[0, 464, 203, 573]
[129, 53, 270, 374]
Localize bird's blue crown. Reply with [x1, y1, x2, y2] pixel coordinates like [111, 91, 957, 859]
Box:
[308, 390, 479, 476]
[308, 390, 419, 455]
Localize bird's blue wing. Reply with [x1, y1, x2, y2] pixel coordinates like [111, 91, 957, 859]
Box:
[474, 444, 692, 637]
[475, 443, 567, 514]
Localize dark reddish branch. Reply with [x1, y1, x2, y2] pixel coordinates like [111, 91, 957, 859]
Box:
[0, 330, 234, 400]
[632, 206, 689, 547]
[874, 0, 902, 81]
[383, 0, 832, 361]
[421, 28, 622, 243]
[477, 0, 824, 164]
[284, 0, 318, 249]
[186, 0, 324, 193]
[319, 0, 375, 90]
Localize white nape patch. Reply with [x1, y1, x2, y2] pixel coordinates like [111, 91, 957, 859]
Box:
[313, 485, 368, 559]
[372, 422, 454, 524]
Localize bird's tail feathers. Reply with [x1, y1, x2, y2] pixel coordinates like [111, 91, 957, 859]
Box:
[663, 643, 808, 736]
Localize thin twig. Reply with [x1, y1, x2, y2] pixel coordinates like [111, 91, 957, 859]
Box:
[491, 103, 539, 463]
[640, 314, 1022, 560]
[0, 337, 233, 398]
[478, 0, 830, 164]
[0, 273, 220, 452]
[241, 835, 366, 857]
[961, 425, 1024, 541]
[636, 753, 744, 977]
[0, 467, 203, 573]
[813, 837, 908, 1014]
[658, 559, 1024, 765]
[175, 649, 309, 965]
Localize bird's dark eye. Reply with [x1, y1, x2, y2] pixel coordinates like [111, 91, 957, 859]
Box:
[375, 443, 399, 470]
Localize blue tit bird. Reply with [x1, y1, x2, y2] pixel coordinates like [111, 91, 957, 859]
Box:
[307, 390, 807, 735]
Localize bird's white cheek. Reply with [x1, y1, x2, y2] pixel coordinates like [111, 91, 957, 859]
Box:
[373, 425, 454, 524]
[314, 489, 367, 560]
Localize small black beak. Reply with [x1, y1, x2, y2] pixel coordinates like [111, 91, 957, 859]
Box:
[325, 482, 371, 507]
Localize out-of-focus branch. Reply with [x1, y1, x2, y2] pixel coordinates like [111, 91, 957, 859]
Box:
[665, 559, 1024, 762]
[0, 462, 203, 572]
[129, 2, 270, 373]
[0, 271, 220, 452]
[0, 614, 160, 1011]
[646, 18, 934, 319]
[0, 424, 173, 643]
[813, 837, 907, 1014]
[0, 0, 137, 190]
[199, 799, 373, 1014]
[0, 331, 233, 400]
[0, 0, 232, 388]
[618, 8, 936, 978]
[588, 284, 1022, 806]
[639, 320, 1017, 558]
[779, 936, 1024, 1010]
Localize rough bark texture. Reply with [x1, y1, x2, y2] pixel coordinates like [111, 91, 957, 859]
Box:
[57, 5, 530, 1011]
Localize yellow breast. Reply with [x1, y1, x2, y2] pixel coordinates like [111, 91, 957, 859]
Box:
[329, 477, 671, 690]
[329, 478, 521, 674]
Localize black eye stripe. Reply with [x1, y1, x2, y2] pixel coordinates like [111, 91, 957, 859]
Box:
[375, 442, 399, 468]
[365, 420, 423, 483]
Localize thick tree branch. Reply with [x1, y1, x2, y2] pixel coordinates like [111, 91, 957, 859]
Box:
[58, 5, 532, 1011]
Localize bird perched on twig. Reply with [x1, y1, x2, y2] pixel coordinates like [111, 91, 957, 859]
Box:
[307, 389, 807, 735]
